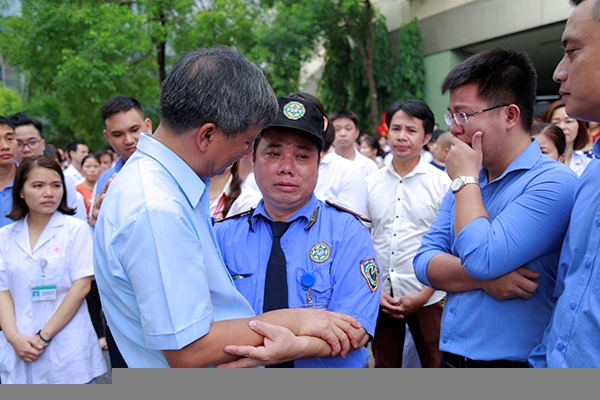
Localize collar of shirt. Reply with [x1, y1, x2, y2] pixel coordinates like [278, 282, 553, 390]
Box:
[135, 133, 205, 208]
[479, 138, 541, 186]
[252, 193, 319, 227]
[13, 211, 66, 255]
[383, 154, 428, 181]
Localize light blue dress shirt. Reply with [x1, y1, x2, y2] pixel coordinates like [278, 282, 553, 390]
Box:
[93, 134, 255, 368]
[529, 139, 600, 368]
[215, 194, 381, 367]
[414, 140, 577, 362]
[0, 178, 14, 229]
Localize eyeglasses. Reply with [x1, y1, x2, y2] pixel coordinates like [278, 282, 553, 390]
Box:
[444, 104, 509, 126]
[17, 138, 42, 150]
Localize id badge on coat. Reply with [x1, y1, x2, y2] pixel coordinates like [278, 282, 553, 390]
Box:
[31, 283, 57, 301]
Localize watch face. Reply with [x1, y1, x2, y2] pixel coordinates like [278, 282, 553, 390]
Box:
[451, 177, 463, 192]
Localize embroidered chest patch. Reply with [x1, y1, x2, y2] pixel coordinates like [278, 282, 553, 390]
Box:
[309, 242, 331, 263]
[360, 258, 380, 292]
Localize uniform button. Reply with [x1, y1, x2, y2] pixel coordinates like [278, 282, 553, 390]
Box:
[449, 307, 455, 313]
[27, 312, 33, 319]
[390, 269, 394, 273]
[585, 261, 592, 269]
[482, 191, 488, 196]
[442, 337, 448, 344]
[557, 343, 565, 351]
[393, 233, 396, 236]
[28, 258, 34, 263]
[397, 198, 400, 201]
[391, 252, 394, 255]
[570, 302, 577, 310]
[596, 219, 600, 227]
[396, 216, 399, 219]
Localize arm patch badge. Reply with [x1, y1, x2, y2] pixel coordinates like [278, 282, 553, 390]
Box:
[360, 258, 380, 292]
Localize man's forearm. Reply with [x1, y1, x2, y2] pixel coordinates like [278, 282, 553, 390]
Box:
[426, 253, 482, 293]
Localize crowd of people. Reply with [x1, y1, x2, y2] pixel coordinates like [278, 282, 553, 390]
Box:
[0, 0, 599, 383]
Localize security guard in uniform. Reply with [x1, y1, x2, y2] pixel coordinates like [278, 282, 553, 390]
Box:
[215, 96, 381, 368]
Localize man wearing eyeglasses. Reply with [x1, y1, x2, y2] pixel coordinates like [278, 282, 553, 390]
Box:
[413, 48, 578, 367]
[7, 112, 87, 222]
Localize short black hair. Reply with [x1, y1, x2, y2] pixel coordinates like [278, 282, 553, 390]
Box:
[159, 46, 277, 138]
[8, 156, 75, 220]
[7, 112, 42, 135]
[66, 141, 87, 158]
[0, 115, 16, 130]
[100, 96, 144, 126]
[385, 99, 435, 135]
[329, 109, 359, 129]
[442, 48, 537, 132]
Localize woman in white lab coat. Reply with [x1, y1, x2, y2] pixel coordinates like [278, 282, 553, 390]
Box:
[0, 156, 107, 384]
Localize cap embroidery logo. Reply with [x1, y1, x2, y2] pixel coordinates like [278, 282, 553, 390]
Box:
[283, 101, 306, 120]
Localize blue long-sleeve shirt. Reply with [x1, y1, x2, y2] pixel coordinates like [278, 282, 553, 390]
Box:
[414, 140, 577, 362]
[529, 139, 600, 368]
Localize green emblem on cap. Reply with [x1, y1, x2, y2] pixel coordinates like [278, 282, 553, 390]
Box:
[283, 101, 306, 120]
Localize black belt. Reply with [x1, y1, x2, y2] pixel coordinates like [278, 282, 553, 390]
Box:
[443, 351, 529, 368]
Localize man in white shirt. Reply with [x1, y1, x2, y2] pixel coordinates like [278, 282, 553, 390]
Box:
[366, 100, 450, 368]
[64, 141, 89, 184]
[330, 109, 379, 177]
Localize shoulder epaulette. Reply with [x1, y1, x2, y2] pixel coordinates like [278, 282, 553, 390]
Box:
[215, 208, 254, 223]
[325, 200, 371, 223]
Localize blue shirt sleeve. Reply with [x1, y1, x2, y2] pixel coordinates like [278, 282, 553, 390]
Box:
[110, 207, 214, 350]
[455, 170, 577, 280]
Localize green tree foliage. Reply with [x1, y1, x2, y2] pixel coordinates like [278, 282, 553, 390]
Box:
[0, 87, 22, 115]
[319, 8, 425, 134]
[0, 0, 425, 147]
[0, 0, 158, 148]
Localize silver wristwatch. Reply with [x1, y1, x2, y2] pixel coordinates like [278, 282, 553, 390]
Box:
[451, 176, 480, 193]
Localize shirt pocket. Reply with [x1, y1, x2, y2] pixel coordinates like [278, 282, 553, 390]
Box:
[294, 263, 333, 309]
[226, 264, 256, 302]
[38, 255, 71, 290]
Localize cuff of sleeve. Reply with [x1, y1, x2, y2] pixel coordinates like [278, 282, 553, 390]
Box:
[143, 312, 213, 350]
[413, 250, 439, 289]
[453, 217, 489, 265]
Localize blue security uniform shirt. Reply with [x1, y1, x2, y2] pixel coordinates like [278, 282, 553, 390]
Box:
[414, 140, 577, 362]
[0, 178, 14, 229]
[529, 139, 600, 368]
[93, 134, 256, 368]
[215, 194, 382, 368]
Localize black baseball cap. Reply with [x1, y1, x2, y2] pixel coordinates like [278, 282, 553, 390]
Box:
[261, 96, 325, 153]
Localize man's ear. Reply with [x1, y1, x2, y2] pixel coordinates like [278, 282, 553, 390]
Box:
[144, 118, 153, 134]
[196, 123, 219, 153]
[423, 132, 432, 147]
[505, 104, 521, 130]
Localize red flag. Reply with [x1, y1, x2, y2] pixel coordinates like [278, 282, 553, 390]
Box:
[376, 112, 388, 138]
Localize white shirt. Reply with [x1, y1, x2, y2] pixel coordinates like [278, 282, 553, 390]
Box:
[348, 148, 379, 177]
[210, 176, 263, 219]
[63, 174, 87, 222]
[0, 212, 107, 383]
[366, 156, 450, 306]
[315, 151, 368, 215]
[569, 149, 592, 177]
[63, 163, 84, 185]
